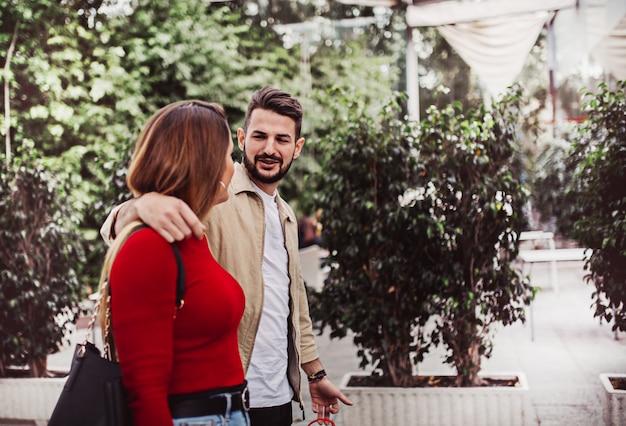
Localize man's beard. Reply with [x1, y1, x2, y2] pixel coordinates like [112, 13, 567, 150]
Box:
[242, 151, 293, 184]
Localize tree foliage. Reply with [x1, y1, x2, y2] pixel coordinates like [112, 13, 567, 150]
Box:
[565, 81, 626, 332]
[312, 90, 437, 387]
[1, 0, 497, 374]
[531, 81, 626, 332]
[418, 86, 532, 386]
[311, 86, 533, 387]
[0, 144, 83, 377]
[530, 125, 580, 236]
[413, 27, 483, 117]
[0, 0, 125, 156]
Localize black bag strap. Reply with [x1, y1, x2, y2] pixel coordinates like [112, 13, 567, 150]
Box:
[110, 224, 185, 309]
[82, 223, 186, 361]
[172, 243, 185, 309]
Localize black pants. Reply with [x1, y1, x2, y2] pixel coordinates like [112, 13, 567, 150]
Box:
[248, 402, 292, 426]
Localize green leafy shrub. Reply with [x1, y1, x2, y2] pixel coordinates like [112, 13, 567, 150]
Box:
[0, 144, 84, 377]
[418, 87, 533, 386]
[530, 128, 580, 237]
[312, 92, 439, 387]
[565, 81, 626, 332]
[311, 86, 533, 387]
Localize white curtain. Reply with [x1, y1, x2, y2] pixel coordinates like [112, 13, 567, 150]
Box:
[406, 0, 575, 27]
[437, 12, 551, 97]
[591, 14, 626, 80]
[551, 0, 626, 80]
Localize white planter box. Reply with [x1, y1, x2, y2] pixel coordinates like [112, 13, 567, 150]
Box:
[0, 377, 66, 421]
[599, 373, 626, 426]
[339, 372, 531, 426]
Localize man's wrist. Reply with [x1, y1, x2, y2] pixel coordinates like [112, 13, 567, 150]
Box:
[307, 369, 327, 384]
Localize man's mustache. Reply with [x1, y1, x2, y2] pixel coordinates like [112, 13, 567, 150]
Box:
[255, 154, 282, 164]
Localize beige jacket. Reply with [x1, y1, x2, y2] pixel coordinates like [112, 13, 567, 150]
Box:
[191, 163, 319, 404]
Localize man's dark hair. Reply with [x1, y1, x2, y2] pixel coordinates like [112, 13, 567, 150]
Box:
[244, 86, 303, 139]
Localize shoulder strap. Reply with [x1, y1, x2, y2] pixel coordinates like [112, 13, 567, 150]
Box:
[95, 222, 186, 360]
[172, 243, 185, 309]
[106, 222, 185, 308]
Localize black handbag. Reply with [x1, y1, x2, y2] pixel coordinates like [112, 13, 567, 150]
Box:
[48, 341, 131, 426]
[48, 237, 185, 426]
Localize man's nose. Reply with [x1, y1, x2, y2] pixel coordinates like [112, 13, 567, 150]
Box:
[262, 138, 277, 155]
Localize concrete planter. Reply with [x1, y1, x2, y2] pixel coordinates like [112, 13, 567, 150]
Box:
[599, 373, 626, 426]
[339, 371, 531, 426]
[0, 377, 66, 422]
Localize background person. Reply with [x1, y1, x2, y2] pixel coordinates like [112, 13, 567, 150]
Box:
[298, 215, 322, 249]
[101, 86, 352, 426]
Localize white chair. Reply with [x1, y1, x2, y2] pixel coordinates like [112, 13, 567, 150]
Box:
[298, 245, 328, 292]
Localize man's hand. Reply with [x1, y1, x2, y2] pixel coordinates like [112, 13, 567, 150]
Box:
[309, 376, 353, 419]
[116, 193, 205, 242]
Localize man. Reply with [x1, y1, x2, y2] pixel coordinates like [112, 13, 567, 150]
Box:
[101, 86, 352, 425]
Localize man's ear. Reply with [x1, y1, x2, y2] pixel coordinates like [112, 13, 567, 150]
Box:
[237, 128, 246, 151]
[293, 137, 305, 160]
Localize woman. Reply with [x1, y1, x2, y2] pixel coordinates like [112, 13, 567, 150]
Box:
[105, 100, 248, 426]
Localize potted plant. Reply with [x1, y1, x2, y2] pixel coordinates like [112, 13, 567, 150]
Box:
[310, 86, 534, 425]
[563, 80, 626, 333]
[562, 81, 626, 424]
[0, 143, 84, 421]
[599, 373, 626, 426]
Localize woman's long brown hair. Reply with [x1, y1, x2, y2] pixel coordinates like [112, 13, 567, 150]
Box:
[97, 100, 231, 347]
[127, 100, 230, 221]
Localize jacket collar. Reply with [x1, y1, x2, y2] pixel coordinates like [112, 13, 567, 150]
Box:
[231, 163, 296, 224]
[231, 162, 256, 196]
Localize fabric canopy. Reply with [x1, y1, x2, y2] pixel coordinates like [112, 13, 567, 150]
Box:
[405, 0, 577, 97]
[338, 0, 626, 116]
[340, 0, 626, 85]
[553, 0, 626, 81]
[436, 12, 551, 96]
[405, 0, 575, 27]
[592, 14, 626, 81]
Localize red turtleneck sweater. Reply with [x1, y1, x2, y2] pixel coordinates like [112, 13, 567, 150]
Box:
[109, 228, 245, 425]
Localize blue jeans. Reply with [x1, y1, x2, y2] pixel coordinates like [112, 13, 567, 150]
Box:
[172, 409, 250, 426]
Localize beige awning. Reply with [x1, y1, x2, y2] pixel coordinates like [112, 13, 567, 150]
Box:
[337, 0, 625, 116]
[591, 14, 626, 80]
[436, 11, 551, 96]
[405, 0, 575, 27]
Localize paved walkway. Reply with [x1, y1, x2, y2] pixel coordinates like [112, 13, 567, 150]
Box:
[294, 260, 626, 425]
[3, 258, 625, 425]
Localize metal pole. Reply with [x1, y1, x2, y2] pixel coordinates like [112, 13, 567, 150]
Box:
[546, 15, 557, 138]
[406, 26, 420, 122]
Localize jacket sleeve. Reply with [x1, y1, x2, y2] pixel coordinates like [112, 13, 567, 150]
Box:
[298, 276, 320, 365]
[100, 204, 123, 247]
[288, 214, 319, 365]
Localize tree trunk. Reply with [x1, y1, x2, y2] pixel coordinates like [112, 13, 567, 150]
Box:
[383, 325, 415, 387]
[450, 316, 484, 387]
[453, 338, 483, 387]
[28, 355, 48, 378]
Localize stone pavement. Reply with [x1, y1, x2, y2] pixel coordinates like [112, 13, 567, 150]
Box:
[294, 260, 626, 426]
[2, 258, 625, 425]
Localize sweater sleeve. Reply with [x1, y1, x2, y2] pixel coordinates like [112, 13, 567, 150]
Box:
[109, 229, 178, 426]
